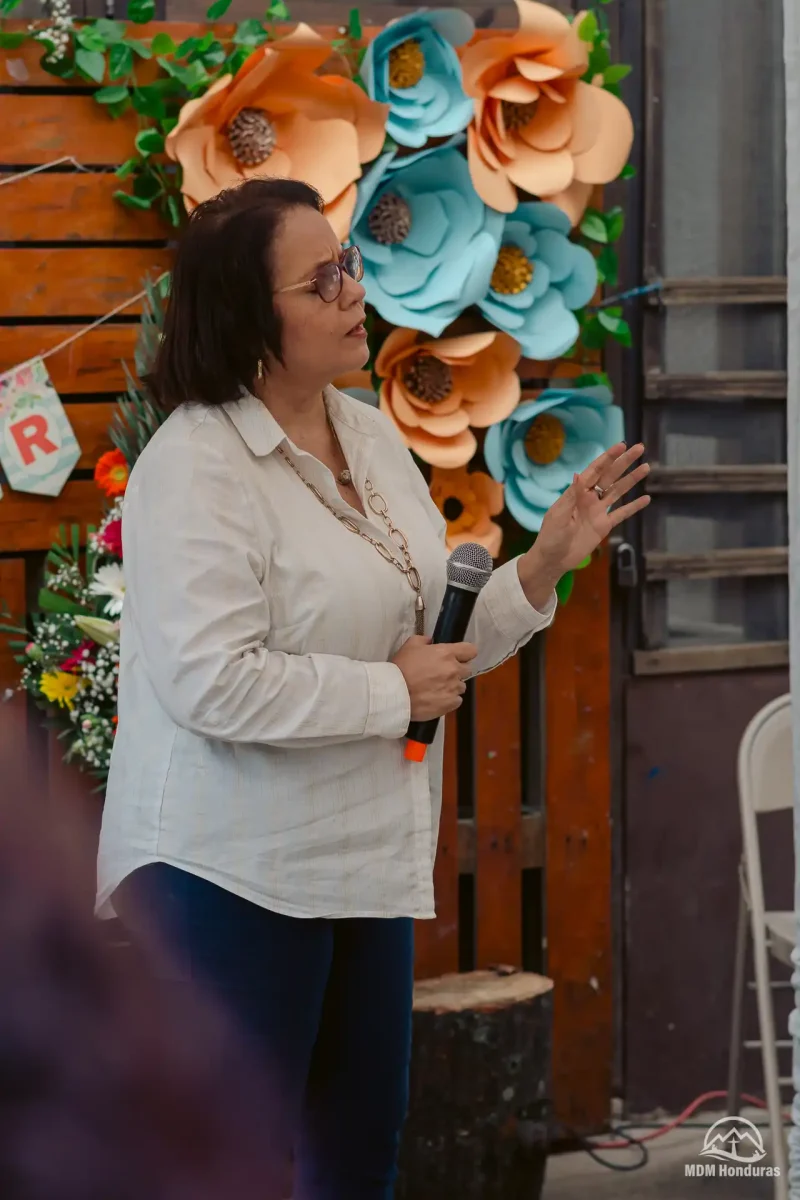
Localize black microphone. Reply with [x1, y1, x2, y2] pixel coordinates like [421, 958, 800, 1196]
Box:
[404, 542, 493, 763]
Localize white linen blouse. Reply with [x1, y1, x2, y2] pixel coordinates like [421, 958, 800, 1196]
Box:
[96, 387, 556, 920]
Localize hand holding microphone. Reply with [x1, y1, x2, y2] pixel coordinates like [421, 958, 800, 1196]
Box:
[391, 543, 493, 762]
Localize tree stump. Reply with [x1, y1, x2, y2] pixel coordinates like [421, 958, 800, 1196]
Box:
[397, 969, 553, 1200]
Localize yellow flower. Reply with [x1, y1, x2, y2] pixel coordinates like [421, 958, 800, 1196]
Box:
[39, 670, 81, 710]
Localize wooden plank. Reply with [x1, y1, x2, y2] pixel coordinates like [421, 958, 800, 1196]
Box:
[0, 173, 167, 242]
[645, 370, 787, 401]
[545, 547, 612, 1133]
[0, 248, 172, 318]
[474, 656, 522, 969]
[0, 325, 139, 394]
[0, 481, 102, 552]
[0, 559, 26, 689]
[634, 642, 790, 676]
[645, 547, 788, 581]
[415, 711, 459, 980]
[657, 277, 787, 306]
[647, 465, 787, 493]
[0, 95, 140, 166]
[458, 812, 544, 874]
[66, 402, 114, 468]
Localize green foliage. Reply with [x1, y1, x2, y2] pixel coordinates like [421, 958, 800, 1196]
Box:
[110, 275, 171, 469]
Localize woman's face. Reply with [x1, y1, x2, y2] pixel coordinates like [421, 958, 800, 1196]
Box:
[271, 205, 369, 384]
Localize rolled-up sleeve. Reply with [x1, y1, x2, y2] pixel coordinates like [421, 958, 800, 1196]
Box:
[123, 429, 411, 747]
[399, 439, 556, 676]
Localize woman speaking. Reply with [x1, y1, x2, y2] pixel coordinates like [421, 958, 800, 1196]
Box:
[97, 178, 648, 1199]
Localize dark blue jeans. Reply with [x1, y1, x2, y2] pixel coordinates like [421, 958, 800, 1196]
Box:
[115, 863, 414, 1200]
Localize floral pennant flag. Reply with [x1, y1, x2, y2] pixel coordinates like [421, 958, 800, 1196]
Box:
[0, 358, 80, 497]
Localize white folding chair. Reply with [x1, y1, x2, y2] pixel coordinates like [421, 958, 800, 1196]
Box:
[727, 693, 793, 1198]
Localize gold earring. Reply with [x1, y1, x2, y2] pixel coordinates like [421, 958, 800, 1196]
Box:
[256, 360, 265, 382]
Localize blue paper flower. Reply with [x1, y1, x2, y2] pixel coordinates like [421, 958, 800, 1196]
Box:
[352, 143, 504, 336]
[360, 10, 475, 149]
[484, 385, 624, 532]
[479, 203, 598, 361]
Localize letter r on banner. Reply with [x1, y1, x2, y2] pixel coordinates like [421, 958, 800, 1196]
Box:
[9, 414, 58, 465]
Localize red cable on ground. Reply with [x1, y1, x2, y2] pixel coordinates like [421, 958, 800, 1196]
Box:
[588, 1091, 790, 1152]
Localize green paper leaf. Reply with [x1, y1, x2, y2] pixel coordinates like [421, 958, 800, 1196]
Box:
[93, 18, 126, 43]
[149, 31, 176, 55]
[133, 168, 163, 199]
[597, 245, 619, 287]
[128, 0, 156, 21]
[95, 83, 129, 103]
[0, 0, 24, 14]
[132, 85, 165, 118]
[348, 6, 362, 39]
[613, 318, 633, 347]
[75, 47, 106, 83]
[619, 163, 636, 180]
[580, 316, 606, 350]
[115, 156, 139, 179]
[176, 34, 202, 56]
[76, 26, 107, 52]
[113, 189, 154, 209]
[108, 42, 133, 78]
[234, 18, 269, 45]
[134, 127, 164, 155]
[267, 0, 290, 19]
[577, 9, 597, 41]
[166, 193, 182, 227]
[198, 41, 226, 67]
[580, 209, 607, 244]
[159, 55, 210, 88]
[603, 62, 632, 84]
[125, 37, 152, 58]
[555, 571, 575, 605]
[576, 555, 592, 570]
[37, 589, 87, 616]
[604, 205, 625, 243]
[207, 0, 232, 16]
[0, 30, 27, 47]
[574, 371, 611, 390]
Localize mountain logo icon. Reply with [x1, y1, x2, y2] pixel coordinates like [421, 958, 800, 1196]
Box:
[700, 1117, 767, 1164]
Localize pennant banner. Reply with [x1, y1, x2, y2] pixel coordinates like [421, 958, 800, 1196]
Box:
[0, 358, 80, 497]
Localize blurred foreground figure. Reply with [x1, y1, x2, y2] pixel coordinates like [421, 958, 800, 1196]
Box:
[0, 791, 281, 1200]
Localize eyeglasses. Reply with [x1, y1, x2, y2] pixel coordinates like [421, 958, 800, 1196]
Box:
[276, 245, 364, 303]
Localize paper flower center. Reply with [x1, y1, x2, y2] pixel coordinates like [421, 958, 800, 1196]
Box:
[403, 354, 454, 404]
[368, 192, 412, 245]
[388, 39, 425, 89]
[491, 245, 534, 295]
[525, 413, 566, 465]
[443, 496, 465, 522]
[227, 107, 277, 167]
[501, 99, 539, 133]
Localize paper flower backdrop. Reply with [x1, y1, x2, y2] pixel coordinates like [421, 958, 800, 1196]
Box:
[375, 327, 520, 467]
[461, 0, 634, 223]
[484, 384, 624, 530]
[352, 143, 504, 335]
[361, 9, 475, 148]
[165, 23, 388, 239]
[430, 466, 505, 557]
[480, 202, 598, 360]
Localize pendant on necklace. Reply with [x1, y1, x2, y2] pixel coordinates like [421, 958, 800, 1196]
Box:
[339, 469, 352, 486]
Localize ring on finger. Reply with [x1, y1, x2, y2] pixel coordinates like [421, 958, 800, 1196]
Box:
[593, 483, 607, 500]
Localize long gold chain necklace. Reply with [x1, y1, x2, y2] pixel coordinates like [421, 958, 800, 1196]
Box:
[276, 406, 426, 635]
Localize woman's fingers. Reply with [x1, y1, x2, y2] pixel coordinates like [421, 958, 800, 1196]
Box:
[608, 493, 651, 527]
[604, 460, 650, 504]
[578, 443, 626, 489]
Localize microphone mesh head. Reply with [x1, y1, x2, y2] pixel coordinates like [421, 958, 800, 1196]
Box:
[446, 542, 493, 591]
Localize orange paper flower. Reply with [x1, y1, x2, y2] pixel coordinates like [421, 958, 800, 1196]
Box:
[94, 449, 129, 498]
[430, 466, 505, 558]
[461, 0, 634, 223]
[166, 26, 388, 239]
[375, 328, 521, 468]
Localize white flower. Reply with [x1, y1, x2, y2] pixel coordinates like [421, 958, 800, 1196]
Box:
[74, 615, 121, 647]
[88, 563, 125, 617]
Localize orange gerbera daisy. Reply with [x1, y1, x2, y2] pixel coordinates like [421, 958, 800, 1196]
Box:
[94, 449, 130, 498]
[430, 466, 505, 558]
